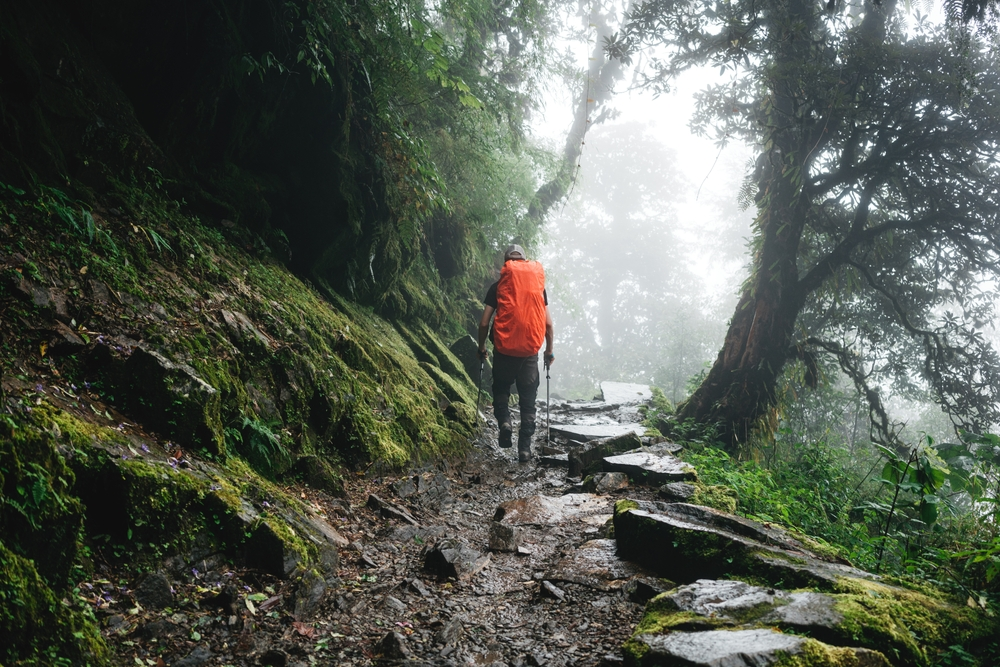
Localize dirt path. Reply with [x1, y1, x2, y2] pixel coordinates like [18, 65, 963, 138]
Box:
[101, 394, 657, 667]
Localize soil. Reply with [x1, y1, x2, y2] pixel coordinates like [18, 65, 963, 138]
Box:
[89, 408, 660, 667]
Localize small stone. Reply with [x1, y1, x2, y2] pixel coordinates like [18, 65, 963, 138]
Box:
[424, 539, 490, 581]
[583, 472, 629, 494]
[541, 581, 566, 601]
[367, 493, 419, 525]
[134, 572, 173, 610]
[408, 578, 433, 598]
[517, 546, 532, 556]
[376, 631, 410, 660]
[385, 595, 407, 612]
[488, 521, 522, 552]
[435, 618, 464, 645]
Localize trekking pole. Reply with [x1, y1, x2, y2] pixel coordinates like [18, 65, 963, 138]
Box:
[544, 356, 551, 449]
[475, 358, 485, 436]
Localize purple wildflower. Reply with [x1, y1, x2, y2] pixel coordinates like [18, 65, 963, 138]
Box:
[140, 444, 150, 453]
[35, 384, 44, 393]
[261, 501, 271, 508]
[191, 568, 199, 577]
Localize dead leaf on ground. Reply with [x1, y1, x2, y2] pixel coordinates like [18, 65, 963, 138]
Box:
[292, 621, 317, 639]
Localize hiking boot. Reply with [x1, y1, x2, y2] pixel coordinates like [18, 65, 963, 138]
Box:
[499, 422, 513, 448]
[517, 435, 531, 463]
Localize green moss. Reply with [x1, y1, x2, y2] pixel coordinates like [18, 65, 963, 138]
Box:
[615, 499, 640, 517]
[773, 638, 889, 667]
[690, 484, 739, 514]
[0, 542, 110, 666]
[828, 577, 996, 666]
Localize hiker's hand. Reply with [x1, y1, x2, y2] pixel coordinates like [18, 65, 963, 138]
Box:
[544, 352, 555, 367]
[478, 347, 488, 360]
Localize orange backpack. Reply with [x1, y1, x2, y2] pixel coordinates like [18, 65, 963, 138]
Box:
[493, 260, 546, 356]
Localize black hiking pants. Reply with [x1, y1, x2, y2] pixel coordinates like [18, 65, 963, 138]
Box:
[492, 351, 539, 444]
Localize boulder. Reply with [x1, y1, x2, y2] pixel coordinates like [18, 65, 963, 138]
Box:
[625, 629, 888, 667]
[424, 539, 490, 581]
[613, 500, 868, 590]
[134, 572, 173, 610]
[122, 346, 223, 454]
[292, 568, 327, 621]
[602, 451, 696, 485]
[658, 482, 696, 502]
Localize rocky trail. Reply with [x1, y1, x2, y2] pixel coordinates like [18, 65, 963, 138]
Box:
[90, 382, 990, 667]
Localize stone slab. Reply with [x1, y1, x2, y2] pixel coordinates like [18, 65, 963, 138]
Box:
[630, 629, 889, 667]
[568, 432, 643, 478]
[550, 423, 645, 441]
[614, 501, 868, 590]
[602, 452, 697, 485]
[599, 382, 652, 405]
[493, 493, 610, 527]
[545, 539, 654, 591]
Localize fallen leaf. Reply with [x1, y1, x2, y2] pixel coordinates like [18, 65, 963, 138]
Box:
[80, 265, 88, 275]
[258, 594, 282, 612]
[292, 621, 317, 639]
[245, 597, 256, 615]
[39, 341, 47, 358]
[156, 659, 166, 667]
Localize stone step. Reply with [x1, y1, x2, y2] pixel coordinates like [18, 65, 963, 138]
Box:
[602, 450, 696, 486]
[613, 500, 867, 590]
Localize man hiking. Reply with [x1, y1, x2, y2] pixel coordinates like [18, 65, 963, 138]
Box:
[478, 244, 554, 463]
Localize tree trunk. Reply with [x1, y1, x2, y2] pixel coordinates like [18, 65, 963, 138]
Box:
[676, 164, 808, 451]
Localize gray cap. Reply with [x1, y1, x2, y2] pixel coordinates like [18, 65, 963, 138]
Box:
[504, 244, 525, 261]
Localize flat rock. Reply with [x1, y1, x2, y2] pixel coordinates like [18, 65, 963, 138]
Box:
[614, 501, 869, 589]
[545, 539, 654, 591]
[568, 432, 643, 477]
[602, 451, 696, 485]
[550, 423, 645, 441]
[493, 493, 610, 527]
[659, 482, 697, 502]
[628, 629, 888, 667]
[367, 494, 419, 525]
[599, 382, 652, 405]
[424, 539, 490, 581]
[537, 453, 569, 468]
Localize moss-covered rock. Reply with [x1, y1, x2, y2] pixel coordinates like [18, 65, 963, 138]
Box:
[0, 543, 110, 667]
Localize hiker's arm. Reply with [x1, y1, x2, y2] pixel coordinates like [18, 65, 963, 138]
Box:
[477, 306, 495, 357]
[544, 307, 554, 365]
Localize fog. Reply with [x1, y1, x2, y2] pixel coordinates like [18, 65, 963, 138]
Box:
[534, 67, 756, 400]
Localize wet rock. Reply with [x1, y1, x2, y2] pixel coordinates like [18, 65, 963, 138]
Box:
[493, 493, 609, 527]
[541, 581, 566, 601]
[220, 308, 270, 347]
[488, 521, 522, 552]
[172, 646, 214, 667]
[49, 321, 85, 353]
[134, 571, 173, 610]
[599, 382, 652, 405]
[602, 451, 696, 485]
[424, 539, 490, 581]
[568, 432, 643, 478]
[435, 618, 463, 645]
[121, 346, 223, 453]
[550, 423, 645, 442]
[545, 539, 653, 591]
[376, 631, 410, 660]
[537, 453, 569, 468]
[627, 629, 889, 667]
[613, 501, 874, 589]
[583, 472, 629, 494]
[368, 494, 419, 525]
[205, 583, 240, 615]
[293, 569, 327, 621]
[658, 482, 696, 502]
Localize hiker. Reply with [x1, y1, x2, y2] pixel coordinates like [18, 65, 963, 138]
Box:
[477, 244, 554, 462]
